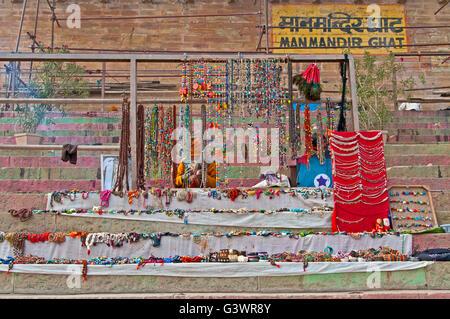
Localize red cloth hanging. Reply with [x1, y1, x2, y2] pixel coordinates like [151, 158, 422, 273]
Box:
[330, 131, 389, 233]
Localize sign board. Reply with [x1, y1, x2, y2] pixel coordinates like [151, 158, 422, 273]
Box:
[272, 3, 408, 54]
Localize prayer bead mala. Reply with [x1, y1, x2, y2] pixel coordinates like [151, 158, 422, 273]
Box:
[303, 104, 313, 166]
[158, 107, 175, 187]
[144, 105, 159, 180]
[8, 232, 27, 257]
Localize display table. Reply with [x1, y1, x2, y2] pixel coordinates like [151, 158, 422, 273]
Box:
[0, 234, 413, 260]
[44, 188, 334, 229]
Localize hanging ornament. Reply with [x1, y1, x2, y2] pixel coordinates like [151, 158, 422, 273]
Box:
[316, 105, 325, 165]
[293, 63, 322, 101]
[179, 60, 189, 102]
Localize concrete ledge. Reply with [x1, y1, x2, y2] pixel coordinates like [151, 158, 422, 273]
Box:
[1, 290, 450, 299]
[0, 262, 446, 295]
[0, 211, 332, 234]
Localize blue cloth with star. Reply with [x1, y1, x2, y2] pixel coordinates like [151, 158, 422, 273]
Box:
[297, 155, 333, 188]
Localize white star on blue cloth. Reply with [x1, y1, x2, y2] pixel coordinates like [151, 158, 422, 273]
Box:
[314, 174, 330, 188]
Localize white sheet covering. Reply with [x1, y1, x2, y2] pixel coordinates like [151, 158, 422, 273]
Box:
[45, 189, 334, 228]
[0, 234, 413, 260]
[46, 189, 333, 211]
[50, 210, 333, 228]
[0, 261, 433, 277]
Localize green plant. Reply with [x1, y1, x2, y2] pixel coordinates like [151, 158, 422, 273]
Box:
[14, 45, 89, 133]
[351, 51, 425, 131]
[292, 75, 322, 101]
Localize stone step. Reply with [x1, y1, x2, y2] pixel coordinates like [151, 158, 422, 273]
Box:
[0, 263, 447, 294]
[0, 136, 119, 144]
[0, 122, 122, 131]
[0, 111, 121, 119]
[0, 129, 121, 137]
[412, 233, 450, 252]
[385, 155, 450, 167]
[0, 161, 267, 177]
[431, 191, 450, 215]
[387, 128, 450, 136]
[0, 192, 47, 210]
[435, 211, 450, 226]
[387, 135, 449, 143]
[1, 190, 448, 232]
[386, 122, 450, 129]
[390, 110, 450, 118]
[0, 178, 261, 192]
[0, 159, 272, 179]
[0, 167, 101, 180]
[387, 166, 450, 178]
[388, 178, 450, 191]
[389, 117, 449, 124]
[0, 116, 122, 124]
[0, 149, 115, 157]
[384, 143, 450, 155]
[0, 180, 101, 192]
[0, 156, 101, 168]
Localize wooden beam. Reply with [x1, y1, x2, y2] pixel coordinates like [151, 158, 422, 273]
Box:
[0, 53, 349, 63]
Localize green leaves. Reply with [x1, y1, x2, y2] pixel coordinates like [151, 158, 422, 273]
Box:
[353, 51, 423, 131]
[15, 45, 89, 133]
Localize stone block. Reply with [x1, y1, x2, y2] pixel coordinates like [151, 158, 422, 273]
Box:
[412, 233, 450, 252]
[0, 210, 55, 233]
[425, 262, 450, 290]
[54, 215, 112, 233]
[0, 274, 14, 294]
[11, 274, 259, 294]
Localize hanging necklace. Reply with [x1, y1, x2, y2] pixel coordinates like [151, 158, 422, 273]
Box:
[303, 104, 313, 166]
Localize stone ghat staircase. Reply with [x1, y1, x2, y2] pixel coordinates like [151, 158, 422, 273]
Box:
[0, 111, 278, 197]
[0, 109, 449, 225]
[385, 109, 450, 226]
[0, 110, 449, 295]
[0, 111, 121, 196]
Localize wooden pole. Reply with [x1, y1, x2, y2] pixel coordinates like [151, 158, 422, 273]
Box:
[347, 54, 360, 131]
[101, 62, 106, 111]
[391, 53, 399, 111]
[287, 58, 294, 159]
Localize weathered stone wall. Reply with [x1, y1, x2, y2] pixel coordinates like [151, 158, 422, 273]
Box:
[0, 0, 449, 111]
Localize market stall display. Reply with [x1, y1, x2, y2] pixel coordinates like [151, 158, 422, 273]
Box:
[330, 131, 390, 233]
[388, 185, 439, 232]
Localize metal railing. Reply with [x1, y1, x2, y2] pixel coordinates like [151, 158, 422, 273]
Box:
[0, 52, 360, 188]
